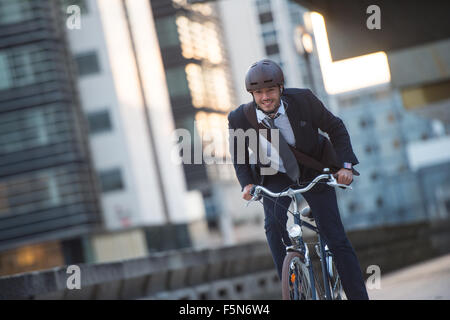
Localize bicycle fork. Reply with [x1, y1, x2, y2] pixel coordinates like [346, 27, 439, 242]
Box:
[315, 235, 332, 300]
[291, 214, 318, 300]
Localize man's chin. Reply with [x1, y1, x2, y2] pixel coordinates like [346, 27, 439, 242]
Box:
[260, 105, 276, 113]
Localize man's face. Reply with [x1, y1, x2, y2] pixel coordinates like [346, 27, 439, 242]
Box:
[252, 86, 282, 113]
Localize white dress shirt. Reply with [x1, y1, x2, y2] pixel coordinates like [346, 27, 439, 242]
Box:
[254, 99, 296, 174]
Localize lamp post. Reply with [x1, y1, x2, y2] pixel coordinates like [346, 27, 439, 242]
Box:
[294, 25, 316, 93]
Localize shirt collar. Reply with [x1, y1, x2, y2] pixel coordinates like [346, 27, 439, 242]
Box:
[256, 99, 286, 123]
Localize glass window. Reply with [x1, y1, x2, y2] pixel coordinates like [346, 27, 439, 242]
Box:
[98, 168, 124, 193]
[11, 48, 35, 86]
[87, 110, 112, 134]
[185, 63, 232, 112]
[155, 16, 180, 48]
[255, 0, 271, 13]
[75, 51, 100, 76]
[0, 107, 50, 154]
[0, 47, 35, 89]
[0, 170, 62, 216]
[0, 52, 12, 90]
[176, 16, 222, 64]
[265, 43, 279, 55]
[258, 12, 273, 24]
[165, 66, 190, 98]
[60, 0, 88, 15]
[262, 30, 277, 44]
[0, 0, 32, 25]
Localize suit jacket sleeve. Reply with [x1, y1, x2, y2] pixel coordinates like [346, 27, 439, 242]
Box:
[228, 112, 255, 191]
[305, 89, 359, 167]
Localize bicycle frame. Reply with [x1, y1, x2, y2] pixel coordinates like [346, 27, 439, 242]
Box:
[250, 171, 350, 300]
[289, 193, 333, 300]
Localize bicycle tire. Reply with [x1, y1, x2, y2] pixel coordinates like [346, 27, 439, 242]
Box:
[327, 253, 344, 300]
[281, 251, 321, 300]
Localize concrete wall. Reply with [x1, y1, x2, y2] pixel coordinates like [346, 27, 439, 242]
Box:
[1, 219, 449, 300]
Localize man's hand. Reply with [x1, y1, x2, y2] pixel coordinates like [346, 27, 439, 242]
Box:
[242, 184, 254, 201]
[335, 168, 353, 185]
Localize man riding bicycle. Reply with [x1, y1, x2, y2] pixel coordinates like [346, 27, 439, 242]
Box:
[227, 59, 369, 300]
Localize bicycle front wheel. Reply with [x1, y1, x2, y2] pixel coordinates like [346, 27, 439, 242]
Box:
[281, 251, 318, 300]
[327, 253, 344, 300]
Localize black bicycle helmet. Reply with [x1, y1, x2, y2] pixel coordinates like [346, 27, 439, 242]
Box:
[245, 59, 284, 92]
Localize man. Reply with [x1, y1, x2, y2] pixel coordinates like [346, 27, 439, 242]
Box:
[228, 59, 369, 300]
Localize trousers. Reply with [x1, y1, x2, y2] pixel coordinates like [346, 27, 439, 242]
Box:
[262, 171, 369, 300]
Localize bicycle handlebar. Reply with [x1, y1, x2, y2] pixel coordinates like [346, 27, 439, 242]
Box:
[248, 170, 352, 203]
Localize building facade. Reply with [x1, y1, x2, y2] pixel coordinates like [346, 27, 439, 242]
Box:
[0, 0, 211, 276]
[150, 0, 243, 242]
[334, 84, 442, 229]
[0, 0, 102, 275]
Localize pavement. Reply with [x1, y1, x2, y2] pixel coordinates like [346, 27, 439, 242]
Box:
[367, 253, 450, 300]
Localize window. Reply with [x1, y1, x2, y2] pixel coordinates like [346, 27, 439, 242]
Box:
[0, 52, 12, 89]
[364, 143, 379, 154]
[387, 113, 396, 123]
[0, 170, 62, 216]
[359, 116, 374, 128]
[255, 0, 271, 13]
[87, 110, 112, 134]
[262, 30, 277, 44]
[348, 202, 357, 213]
[60, 0, 88, 15]
[75, 51, 100, 76]
[376, 196, 383, 208]
[265, 43, 279, 55]
[166, 66, 190, 98]
[0, 46, 47, 89]
[338, 95, 360, 108]
[155, 16, 180, 48]
[392, 139, 401, 149]
[0, 107, 50, 154]
[258, 12, 273, 24]
[98, 169, 124, 193]
[0, 0, 33, 25]
[176, 16, 222, 64]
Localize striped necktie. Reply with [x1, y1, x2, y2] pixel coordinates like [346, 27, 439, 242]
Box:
[264, 115, 300, 182]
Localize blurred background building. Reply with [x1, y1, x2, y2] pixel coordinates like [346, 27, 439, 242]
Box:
[0, 0, 211, 276]
[150, 0, 240, 243]
[219, 0, 450, 233]
[0, 0, 449, 278]
[0, 0, 104, 275]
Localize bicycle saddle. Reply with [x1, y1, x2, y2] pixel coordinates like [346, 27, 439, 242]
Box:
[300, 206, 314, 221]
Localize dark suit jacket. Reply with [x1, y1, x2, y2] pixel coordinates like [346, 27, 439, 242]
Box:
[228, 88, 359, 192]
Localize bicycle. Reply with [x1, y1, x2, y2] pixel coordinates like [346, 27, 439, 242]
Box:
[248, 168, 351, 300]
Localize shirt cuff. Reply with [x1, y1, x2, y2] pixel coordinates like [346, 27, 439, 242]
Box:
[343, 162, 353, 170]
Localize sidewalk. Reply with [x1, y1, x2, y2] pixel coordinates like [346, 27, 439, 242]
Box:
[367, 253, 450, 300]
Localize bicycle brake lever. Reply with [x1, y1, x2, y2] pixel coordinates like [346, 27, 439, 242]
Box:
[246, 195, 259, 207]
[327, 181, 352, 190]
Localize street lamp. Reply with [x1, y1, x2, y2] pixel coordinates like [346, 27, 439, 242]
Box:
[294, 25, 316, 93]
